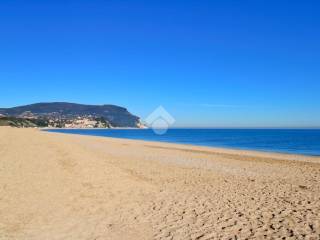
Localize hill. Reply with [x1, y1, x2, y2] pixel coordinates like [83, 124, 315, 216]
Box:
[0, 102, 142, 128]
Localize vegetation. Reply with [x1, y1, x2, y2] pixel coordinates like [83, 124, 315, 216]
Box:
[0, 117, 46, 128]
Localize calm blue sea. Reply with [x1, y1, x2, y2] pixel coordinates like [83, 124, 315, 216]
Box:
[45, 129, 320, 156]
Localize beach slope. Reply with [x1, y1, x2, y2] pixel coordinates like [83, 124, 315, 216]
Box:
[0, 127, 320, 239]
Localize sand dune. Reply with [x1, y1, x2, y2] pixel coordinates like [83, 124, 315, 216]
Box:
[0, 127, 320, 239]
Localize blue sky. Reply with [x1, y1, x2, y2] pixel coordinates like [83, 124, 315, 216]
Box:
[0, 0, 319, 128]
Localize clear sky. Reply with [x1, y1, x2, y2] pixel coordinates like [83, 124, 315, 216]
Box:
[0, 0, 319, 128]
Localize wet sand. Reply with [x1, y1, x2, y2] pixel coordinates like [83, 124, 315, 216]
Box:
[0, 127, 320, 239]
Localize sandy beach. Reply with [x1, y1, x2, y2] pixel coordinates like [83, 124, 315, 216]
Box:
[0, 127, 320, 240]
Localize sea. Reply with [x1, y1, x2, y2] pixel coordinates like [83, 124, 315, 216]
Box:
[45, 128, 320, 156]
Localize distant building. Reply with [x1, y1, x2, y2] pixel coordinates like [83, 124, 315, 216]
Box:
[19, 111, 37, 119]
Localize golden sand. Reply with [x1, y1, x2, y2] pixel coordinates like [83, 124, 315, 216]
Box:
[0, 127, 320, 239]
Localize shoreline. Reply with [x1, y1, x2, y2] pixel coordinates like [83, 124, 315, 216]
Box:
[1, 127, 320, 239]
[43, 128, 320, 159]
[41, 126, 148, 130]
[48, 130, 320, 163]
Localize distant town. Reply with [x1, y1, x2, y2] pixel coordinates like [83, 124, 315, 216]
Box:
[0, 113, 110, 128]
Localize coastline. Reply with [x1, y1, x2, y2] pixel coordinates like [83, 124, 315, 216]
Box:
[1, 127, 320, 239]
[43, 128, 320, 159]
[41, 126, 147, 130]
